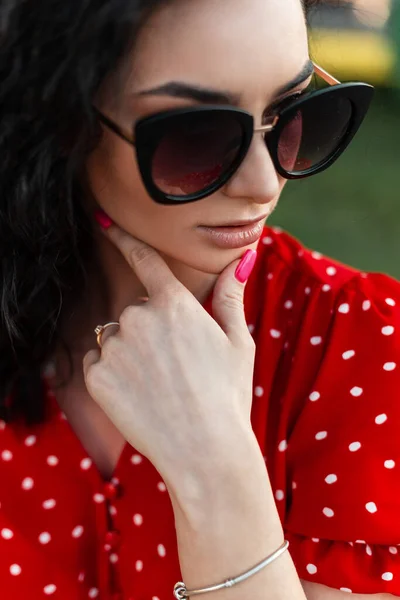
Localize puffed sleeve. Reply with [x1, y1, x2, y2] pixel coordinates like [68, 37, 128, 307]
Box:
[248, 230, 400, 595]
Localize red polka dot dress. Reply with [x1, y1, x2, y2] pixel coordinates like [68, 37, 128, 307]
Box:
[1, 225, 400, 599]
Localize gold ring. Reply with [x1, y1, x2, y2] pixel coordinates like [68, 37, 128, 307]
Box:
[94, 322, 120, 348]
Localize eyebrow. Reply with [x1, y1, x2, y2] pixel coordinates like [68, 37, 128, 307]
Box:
[136, 59, 314, 105]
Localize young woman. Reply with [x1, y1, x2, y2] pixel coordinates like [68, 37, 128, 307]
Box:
[0, 0, 398, 599]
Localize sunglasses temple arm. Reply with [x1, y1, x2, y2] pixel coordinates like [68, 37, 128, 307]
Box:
[313, 63, 341, 86]
[94, 108, 136, 145]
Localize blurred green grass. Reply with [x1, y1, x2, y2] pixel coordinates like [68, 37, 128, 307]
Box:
[269, 89, 400, 279]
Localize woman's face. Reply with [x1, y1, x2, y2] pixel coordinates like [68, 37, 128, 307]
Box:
[87, 0, 311, 274]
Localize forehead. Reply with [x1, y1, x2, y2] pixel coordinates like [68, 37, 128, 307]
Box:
[129, 0, 309, 101]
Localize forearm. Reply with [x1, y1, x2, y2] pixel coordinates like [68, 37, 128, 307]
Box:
[165, 430, 307, 600]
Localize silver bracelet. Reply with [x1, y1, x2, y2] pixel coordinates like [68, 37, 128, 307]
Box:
[173, 539, 289, 599]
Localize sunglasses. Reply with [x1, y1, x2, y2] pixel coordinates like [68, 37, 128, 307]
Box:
[95, 64, 374, 205]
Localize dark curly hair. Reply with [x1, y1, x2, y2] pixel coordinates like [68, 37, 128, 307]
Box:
[0, 0, 320, 424]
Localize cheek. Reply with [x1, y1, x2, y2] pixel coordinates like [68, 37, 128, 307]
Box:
[86, 130, 148, 219]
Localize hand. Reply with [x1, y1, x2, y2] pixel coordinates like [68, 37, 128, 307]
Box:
[83, 215, 258, 479]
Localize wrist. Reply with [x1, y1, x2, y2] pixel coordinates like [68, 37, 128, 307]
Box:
[165, 430, 279, 529]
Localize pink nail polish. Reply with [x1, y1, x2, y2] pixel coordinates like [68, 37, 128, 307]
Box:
[94, 209, 113, 230]
[235, 250, 257, 283]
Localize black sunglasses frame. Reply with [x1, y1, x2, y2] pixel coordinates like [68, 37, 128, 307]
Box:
[96, 69, 374, 205]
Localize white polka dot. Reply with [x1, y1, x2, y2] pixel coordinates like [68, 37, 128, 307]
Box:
[110, 553, 118, 564]
[152, 597, 161, 600]
[382, 572, 394, 581]
[88, 588, 99, 598]
[292, 481, 297, 490]
[270, 329, 281, 339]
[109, 505, 117, 516]
[262, 236, 273, 245]
[298, 250, 304, 257]
[386, 298, 396, 307]
[315, 431, 328, 440]
[312, 251, 322, 260]
[1, 528, 13, 539]
[278, 440, 288, 452]
[267, 273, 274, 280]
[366, 502, 378, 513]
[24, 435, 36, 446]
[382, 326, 395, 336]
[10, 564, 21, 575]
[342, 350, 355, 360]
[389, 547, 398, 554]
[43, 499, 56, 509]
[47, 455, 59, 466]
[305, 287, 311, 295]
[275, 490, 284, 501]
[78, 572, 85, 583]
[362, 300, 371, 311]
[375, 414, 388, 425]
[157, 543, 167, 557]
[340, 588, 352, 593]
[21, 477, 34, 490]
[254, 386, 264, 397]
[326, 266, 337, 276]
[93, 494, 105, 504]
[338, 303, 350, 314]
[366, 545, 372, 556]
[284, 300, 293, 310]
[2, 450, 12, 461]
[135, 560, 143, 572]
[323, 507, 334, 518]
[272, 226, 282, 234]
[0, 420, 5, 430]
[384, 362, 396, 371]
[306, 564, 317, 575]
[355, 540, 366, 544]
[384, 460, 395, 469]
[72, 525, 84, 538]
[309, 391, 320, 402]
[322, 284, 331, 292]
[325, 474, 338, 484]
[248, 324, 255, 334]
[80, 458, 92, 470]
[349, 442, 361, 452]
[311, 538, 320, 543]
[310, 336, 322, 346]
[350, 386, 363, 397]
[133, 514, 143, 526]
[131, 454, 143, 465]
[39, 532, 51, 544]
[157, 482, 167, 492]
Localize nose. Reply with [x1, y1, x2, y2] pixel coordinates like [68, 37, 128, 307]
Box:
[223, 135, 282, 205]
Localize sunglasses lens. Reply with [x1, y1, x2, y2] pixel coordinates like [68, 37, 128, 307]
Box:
[277, 94, 353, 173]
[151, 112, 244, 197]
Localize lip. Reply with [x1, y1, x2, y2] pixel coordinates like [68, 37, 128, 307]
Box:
[197, 218, 265, 249]
[203, 214, 268, 228]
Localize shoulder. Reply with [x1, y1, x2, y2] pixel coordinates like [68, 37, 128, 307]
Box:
[257, 225, 360, 289]
[250, 225, 400, 325]
[251, 227, 400, 596]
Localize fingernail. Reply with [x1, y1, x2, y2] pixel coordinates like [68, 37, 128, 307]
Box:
[235, 250, 257, 283]
[94, 209, 113, 230]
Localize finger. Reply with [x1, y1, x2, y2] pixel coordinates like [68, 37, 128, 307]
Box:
[212, 249, 257, 347]
[95, 210, 183, 298]
[83, 348, 101, 380]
